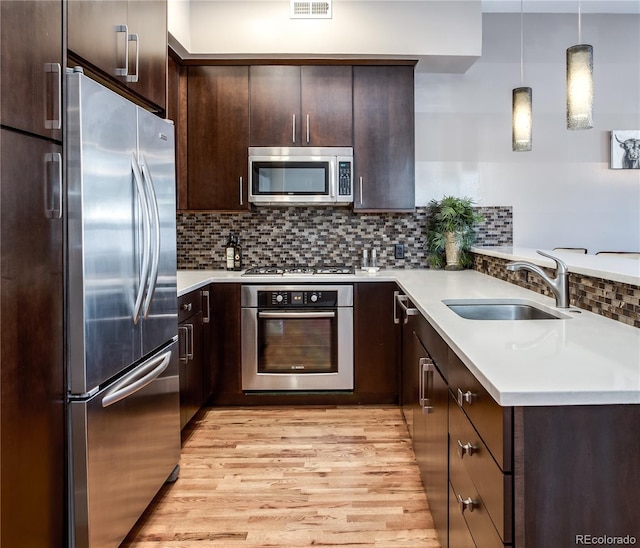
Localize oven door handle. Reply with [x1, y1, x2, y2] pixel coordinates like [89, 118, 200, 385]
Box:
[258, 311, 336, 319]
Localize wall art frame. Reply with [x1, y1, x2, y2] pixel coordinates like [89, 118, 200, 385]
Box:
[610, 130, 640, 169]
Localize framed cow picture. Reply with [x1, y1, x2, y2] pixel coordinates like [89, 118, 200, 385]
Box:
[610, 130, 640, 169]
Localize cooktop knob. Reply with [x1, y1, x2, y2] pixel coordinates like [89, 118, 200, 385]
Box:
[310, 294, 318, 302]
[276, 294, 284, 303]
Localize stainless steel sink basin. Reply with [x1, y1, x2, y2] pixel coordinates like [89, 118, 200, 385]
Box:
[443, 299, 568, 320]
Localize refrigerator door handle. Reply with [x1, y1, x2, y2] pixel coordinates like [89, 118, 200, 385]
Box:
[101, 349, 172, 408]
[140, 155, 161, 319]
[132, 153, 151, 324]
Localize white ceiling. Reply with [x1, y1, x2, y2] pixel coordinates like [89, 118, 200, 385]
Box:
[481, 0, 640, 13]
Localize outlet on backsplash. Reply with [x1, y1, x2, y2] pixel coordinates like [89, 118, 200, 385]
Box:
[394, 243, 405, 259]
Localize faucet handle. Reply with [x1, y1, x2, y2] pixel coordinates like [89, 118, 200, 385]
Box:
[536, 250, 568, 275]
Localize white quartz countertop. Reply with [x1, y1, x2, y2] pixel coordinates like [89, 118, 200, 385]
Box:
[177, 266, 640, 407]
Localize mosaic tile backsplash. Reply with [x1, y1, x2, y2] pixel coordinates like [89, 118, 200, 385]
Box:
[472, 254, 640, 329]
[177, 206, 513, 270]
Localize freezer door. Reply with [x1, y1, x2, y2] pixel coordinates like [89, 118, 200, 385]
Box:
[137, 109, 178, 356]
[67, 73, 141, 394]
[70, 340, 180, 548]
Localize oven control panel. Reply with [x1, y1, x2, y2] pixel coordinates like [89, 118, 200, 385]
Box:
[258, 290, 338, 307]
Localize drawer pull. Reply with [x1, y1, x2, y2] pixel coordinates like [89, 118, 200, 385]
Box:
[457, 494, 477, 514]
[457, 388, 476, 407]
[181, 302, 192, 312]
[457, 440, 477, 458]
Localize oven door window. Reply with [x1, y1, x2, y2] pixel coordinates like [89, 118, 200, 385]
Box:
[257, 311, 338, 374]
[252, 161, 329, 196]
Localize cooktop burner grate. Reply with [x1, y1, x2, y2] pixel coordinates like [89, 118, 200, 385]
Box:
[243, 265, 354, 276]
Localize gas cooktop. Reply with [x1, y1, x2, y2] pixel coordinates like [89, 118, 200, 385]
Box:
[243, 265, 355, 276]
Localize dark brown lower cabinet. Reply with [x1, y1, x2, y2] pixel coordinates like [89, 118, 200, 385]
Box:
[403, 312, 448, 547]
[1, 129, 64, 546]
[178, 290, 205, 429]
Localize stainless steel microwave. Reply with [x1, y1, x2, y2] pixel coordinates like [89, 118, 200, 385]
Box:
[248, 147, 353, 206]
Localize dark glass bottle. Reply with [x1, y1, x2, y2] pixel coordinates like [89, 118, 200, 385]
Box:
[233, 236, 242, 271]
[225, 233, 235, 270]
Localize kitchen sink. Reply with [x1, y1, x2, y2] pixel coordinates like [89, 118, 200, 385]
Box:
[443, 299, 569, 320]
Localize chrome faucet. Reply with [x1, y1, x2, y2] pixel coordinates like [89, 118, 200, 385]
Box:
[505, 250, 570, 308]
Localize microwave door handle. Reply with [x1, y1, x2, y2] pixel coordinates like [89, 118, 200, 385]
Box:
[258, 311, 335, 319]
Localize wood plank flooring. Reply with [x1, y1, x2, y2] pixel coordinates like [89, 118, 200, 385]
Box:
[121, 406, 441, 547]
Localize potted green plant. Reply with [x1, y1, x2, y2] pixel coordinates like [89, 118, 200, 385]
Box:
[426, 196, 484, 270]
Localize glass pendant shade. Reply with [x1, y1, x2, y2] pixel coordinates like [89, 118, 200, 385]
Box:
[512, 87, 532, 151]
[566, 44, 593, 129]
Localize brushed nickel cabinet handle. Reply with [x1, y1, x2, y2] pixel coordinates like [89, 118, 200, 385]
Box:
[202, 290, 210, 324]
[126, 33, 140, 83]
[44, 63, 62, 130]
[457, 440, 477, 458]
[239, 176, 243, 205]
[457, 388, 476, 407]
[306, 113, 310, 143]
[359, 176, 363, 206]
[44, 152, 63, 219]
[292, 114, 296, 143]
[115, 24, 129, 76]
[457, 495, 477, 514]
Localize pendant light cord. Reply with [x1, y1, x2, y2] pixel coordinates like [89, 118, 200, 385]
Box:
[578, 0, 582, 43]
[520, 0, 524, 85]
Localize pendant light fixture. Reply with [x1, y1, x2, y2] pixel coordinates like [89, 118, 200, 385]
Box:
[566, 0, 593, 129]
[512, 0, 532, 151]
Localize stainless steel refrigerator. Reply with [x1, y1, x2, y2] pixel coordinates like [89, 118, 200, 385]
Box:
[66, 71, 180, 547]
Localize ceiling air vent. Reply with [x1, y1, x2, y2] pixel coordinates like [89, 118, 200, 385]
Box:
[290, 1, 332, 19]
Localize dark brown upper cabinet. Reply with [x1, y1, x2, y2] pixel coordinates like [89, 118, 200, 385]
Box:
[68, 0, 167, 112]
[249, 65, 353, 147]
[353, 65, 415, 212]
[0, 0, 63, 141]
[187, 66, 250, 211]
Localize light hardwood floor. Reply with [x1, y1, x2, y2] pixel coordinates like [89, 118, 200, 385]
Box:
[121, 406, 441, 547]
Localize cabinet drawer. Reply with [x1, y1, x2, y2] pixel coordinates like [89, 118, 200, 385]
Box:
[450, 393, 512, 544]
[448, 482, 477, 548]
[448, 349, 512, 472]
[178, 291, 202, 323]
[449, 451, 505, 548]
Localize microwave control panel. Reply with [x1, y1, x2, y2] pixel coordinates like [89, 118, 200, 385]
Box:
[338, 161, 352, 196]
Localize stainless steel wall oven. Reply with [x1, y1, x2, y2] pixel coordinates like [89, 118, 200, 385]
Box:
[241, 285, 354, 391]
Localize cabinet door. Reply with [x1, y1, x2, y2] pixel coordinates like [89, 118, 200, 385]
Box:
[188, 66, 250, 211]
[300, 65, 352, 146]
[1, 129, 64, 547]
[125, 0, 167, 110]
[0, 0, 62, 140]
[413, 332, 449, 547]
[168, 55, 187, 209]
[249, 65, 301, 146]
[353, 282, 400, 403]
[353, 65, 415, 211]
[68, 0, 128, 80]
[178, 313, 203, 429]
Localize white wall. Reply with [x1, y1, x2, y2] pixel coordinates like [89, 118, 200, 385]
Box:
[415, 13, 640, 253]
[182, 0, 481, 73]
[168, 0, 192, 50]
